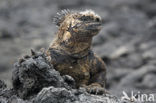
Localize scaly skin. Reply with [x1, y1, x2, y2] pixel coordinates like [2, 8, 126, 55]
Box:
[46, 9, 107, 94]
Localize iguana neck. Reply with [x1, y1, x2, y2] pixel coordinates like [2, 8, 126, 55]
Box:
[50, 31, 92, 58]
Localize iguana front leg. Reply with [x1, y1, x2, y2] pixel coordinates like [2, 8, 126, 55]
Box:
[85, 54, 107, 95]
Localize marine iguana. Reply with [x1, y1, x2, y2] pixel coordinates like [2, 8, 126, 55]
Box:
[46, 9, 107, 94]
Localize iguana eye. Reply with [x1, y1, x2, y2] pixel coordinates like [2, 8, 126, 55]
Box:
[79, 15, 94, 21]
[80, 15, 87, 21]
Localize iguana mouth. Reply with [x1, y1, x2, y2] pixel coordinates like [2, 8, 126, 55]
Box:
[86, 22, 102, 31]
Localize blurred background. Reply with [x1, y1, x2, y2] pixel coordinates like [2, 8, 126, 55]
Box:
[0, 0, 156, 97]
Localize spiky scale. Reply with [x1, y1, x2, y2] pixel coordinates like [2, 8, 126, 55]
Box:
[52, 9, 72, 26]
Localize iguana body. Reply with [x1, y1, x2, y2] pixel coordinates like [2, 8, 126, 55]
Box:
[47, 9, 107, 94]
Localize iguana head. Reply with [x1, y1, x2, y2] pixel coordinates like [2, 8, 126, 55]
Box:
[53, 9, 102, 42]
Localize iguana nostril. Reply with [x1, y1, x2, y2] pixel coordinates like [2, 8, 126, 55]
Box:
[96, 18, 100, 22]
